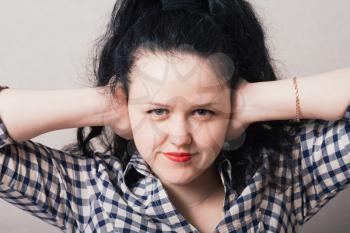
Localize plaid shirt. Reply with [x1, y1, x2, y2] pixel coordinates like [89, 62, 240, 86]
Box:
[0, 105, 349, 233]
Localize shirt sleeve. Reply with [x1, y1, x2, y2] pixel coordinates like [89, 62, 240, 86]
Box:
[0, 120, 91, 232]
[296, 104, 350, 223]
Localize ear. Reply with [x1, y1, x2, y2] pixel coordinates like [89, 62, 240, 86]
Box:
[224, 115, 247, 141]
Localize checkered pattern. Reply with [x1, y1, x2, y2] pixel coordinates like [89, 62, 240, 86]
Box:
[0, 105, 349, 233]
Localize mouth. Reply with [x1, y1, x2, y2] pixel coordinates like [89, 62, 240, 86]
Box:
[162, 152, 195, 163]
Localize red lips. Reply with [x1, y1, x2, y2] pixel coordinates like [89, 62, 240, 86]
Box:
[162, 152, 193, 162]
[163, 152, 192, 157]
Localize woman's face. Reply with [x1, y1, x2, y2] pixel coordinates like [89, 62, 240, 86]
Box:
[127, 51, 231, 185]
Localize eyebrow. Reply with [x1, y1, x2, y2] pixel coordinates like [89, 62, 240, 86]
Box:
[147, 102, 221, 108]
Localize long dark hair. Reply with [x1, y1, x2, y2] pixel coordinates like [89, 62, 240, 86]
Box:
[63, 0, 308, 193]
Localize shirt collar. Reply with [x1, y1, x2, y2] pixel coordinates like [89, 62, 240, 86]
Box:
[123, 151, 152, 180]
[118, 149, 277, 225]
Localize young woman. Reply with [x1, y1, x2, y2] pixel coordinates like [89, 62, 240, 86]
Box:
[0, 0, 349, 232]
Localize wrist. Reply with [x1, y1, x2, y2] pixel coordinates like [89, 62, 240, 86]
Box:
[245, 79, 296, 122]
[75, 87, 113, 127]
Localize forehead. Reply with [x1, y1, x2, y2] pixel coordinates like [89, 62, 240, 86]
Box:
[128, 51, 230, 105]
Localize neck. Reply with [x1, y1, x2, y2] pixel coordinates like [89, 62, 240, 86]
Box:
[161, 163, 224, 210]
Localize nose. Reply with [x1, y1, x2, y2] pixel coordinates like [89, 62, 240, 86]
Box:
[171, 133, 192, 147]
[169, 116, 192, 147]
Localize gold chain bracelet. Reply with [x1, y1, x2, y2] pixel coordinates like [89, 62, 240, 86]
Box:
[292, 77, 301, 122]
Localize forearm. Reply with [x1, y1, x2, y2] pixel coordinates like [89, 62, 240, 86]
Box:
[244, 67, 350, 122]
[0, 87, 111, 142]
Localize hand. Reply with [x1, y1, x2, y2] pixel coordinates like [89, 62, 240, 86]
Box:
[225, 78, 252, 141]
[103, 84, 133, 140]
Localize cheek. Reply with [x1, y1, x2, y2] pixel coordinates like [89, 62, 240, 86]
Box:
[193, 119, 228, 154]
[128, 109, 163, 160]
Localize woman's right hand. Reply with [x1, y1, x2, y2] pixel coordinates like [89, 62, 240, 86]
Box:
[102, 84, 133, 140]
[224, 78, 252, 141]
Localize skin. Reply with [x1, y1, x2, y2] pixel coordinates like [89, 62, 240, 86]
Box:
[105, 50, 251, 231]
[126, 50, 230, 226]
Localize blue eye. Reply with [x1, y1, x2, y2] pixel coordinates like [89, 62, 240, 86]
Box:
[146, 108, 215, 118]
[194, 109, 215, 117]
[147, 108, 168, 116]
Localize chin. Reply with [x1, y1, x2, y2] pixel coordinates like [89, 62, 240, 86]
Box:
[162, 177, 195, 186]
[157, 169, 199, 186]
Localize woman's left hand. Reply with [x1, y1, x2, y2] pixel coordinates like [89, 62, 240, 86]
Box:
[224, 78, 252, 141]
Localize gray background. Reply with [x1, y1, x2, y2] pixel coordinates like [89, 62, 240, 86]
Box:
[0, 0, 349, 232]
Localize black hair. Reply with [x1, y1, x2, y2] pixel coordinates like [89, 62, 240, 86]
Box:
[63, 0, 309, 194]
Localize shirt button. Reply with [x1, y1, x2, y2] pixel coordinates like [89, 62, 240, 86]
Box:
[100, 195, 105, 202]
